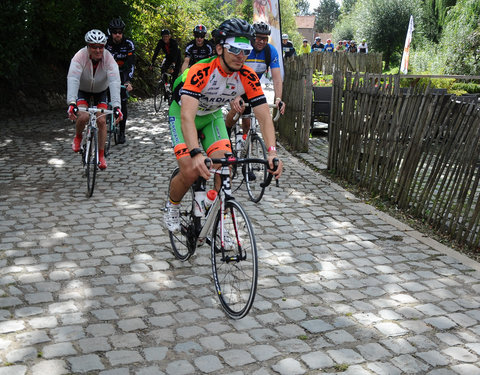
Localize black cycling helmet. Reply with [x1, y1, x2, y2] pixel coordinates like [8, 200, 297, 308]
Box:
[252, 21, 271, 36]
[109, 17, 125, 32]
[212, 18, 255, 45]
[161, 29, 171, 36]
[193, 24, 207, 36]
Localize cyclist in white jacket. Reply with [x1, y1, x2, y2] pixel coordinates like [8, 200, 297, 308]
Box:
[67, 29, 122, 170]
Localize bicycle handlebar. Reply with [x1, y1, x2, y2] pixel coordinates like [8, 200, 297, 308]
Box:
[232, 102, 281, 122]
[77, 107, 114, 116]
[205, 154, 279, 189]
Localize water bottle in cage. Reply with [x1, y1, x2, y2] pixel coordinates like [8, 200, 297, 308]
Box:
[193, 182, 206, 218]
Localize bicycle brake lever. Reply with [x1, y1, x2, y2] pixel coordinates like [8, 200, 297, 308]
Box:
[260, 158, 279, 188]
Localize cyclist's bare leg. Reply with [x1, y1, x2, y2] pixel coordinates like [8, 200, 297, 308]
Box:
[169, 149, 226, 203]
[75, 111, 89, 137]
[96, 115, 107, 151]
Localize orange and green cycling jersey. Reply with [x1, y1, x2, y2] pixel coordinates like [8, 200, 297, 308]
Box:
[168, 55, 267, 159]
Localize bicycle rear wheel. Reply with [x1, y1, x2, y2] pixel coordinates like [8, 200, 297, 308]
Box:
[211, 200, 257, 319]
[85, 128, 98, 198]
[154, 81, 165, 112]
[168, 168, 196, 261]
[244, 135, 267, 203]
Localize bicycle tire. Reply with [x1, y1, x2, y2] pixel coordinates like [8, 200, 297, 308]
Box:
[85, 128, 98, 198]
[211, 200, 258, 319]
[168, 168, 196, 260]
[113, 123, 119, 145]
[105, 115, 114, 157]
[244, 135, 267, 203]
[154, 81, 165, 112]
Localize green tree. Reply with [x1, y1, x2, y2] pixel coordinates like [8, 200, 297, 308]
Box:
[297, 0, 310, 15]
[352, 0, 421, 70]
[314, 0, 340, 33]
[421, 0, 457, 42]
[341, 0, 358, 15]
[440, 0, 480, 75]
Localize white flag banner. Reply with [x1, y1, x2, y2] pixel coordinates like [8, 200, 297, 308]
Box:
[253, 0, 284, 79]
[400, 15, 414, 74]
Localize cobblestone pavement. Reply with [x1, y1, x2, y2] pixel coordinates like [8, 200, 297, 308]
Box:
[1, 98, 480, 375]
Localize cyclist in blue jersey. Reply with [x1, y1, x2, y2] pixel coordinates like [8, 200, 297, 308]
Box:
[323, 39, 335, 52]
[226, 21, 285, 135]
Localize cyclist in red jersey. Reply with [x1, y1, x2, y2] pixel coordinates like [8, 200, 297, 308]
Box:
[164, 18, 283, 232]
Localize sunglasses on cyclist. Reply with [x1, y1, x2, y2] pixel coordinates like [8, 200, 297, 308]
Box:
[194, 33, 206, 38]
[89, 44, 104, 50]
[224, 44, 252, 56]
[112, 29, 123, 35]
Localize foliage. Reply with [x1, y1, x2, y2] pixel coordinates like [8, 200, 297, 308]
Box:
[279, 0, 303, 48]
[341, 0, 358, 15]
[296, 0, 310, 15]
[340, 0, 421, 70]
[440, 0, 480, 75]
[420, 0, 457, 43]
[314, 0, 340, 33]
[312, 71, 333, 87]
[451, 82, 480, 94]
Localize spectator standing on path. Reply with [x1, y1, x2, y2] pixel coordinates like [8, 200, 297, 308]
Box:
[67, 29, 122, 170]
[281, 34, 296, 59]
[311, 37, 324, 52]
[105, 17, 135, 144]
[164, 18, 283, 232]
[180, 24, 214, 73]
[225, 21, 286, 138]
[150, 29, 182, 83]
[358, 39, 368, 53]
[299, 39, 311, 55]
[323, 39, 335, 52]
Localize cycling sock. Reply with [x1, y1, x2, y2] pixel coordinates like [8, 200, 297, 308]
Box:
[168, 197, 180, 205]
[74, 134, 82, 140]
[99, 149, 105, 158]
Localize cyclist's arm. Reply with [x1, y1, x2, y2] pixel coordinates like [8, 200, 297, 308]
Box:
[270, 67, 285, 114]
[180, 57, 190, 73]
[66, 50, 85, 105]
[151, 40, 162, 66]
[105, 52, 122, 109]
[180, 95, 210, 179]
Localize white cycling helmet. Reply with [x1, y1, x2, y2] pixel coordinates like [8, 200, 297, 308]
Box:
[282, 33, 288, 40]
[85, 29, 107, 45]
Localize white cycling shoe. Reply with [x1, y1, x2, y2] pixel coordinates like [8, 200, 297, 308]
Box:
[164, 203, 180, 233]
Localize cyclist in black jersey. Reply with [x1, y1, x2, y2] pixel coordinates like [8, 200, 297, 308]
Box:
[150, 29, 182, 83]
[180, 24, 214, 73]
[105, 17, 135, 144]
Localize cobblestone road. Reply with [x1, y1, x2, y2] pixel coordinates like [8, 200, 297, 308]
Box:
[1, 98, 480, 375]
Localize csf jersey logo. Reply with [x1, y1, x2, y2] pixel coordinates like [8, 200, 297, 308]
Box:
[190, 66, 211, 87]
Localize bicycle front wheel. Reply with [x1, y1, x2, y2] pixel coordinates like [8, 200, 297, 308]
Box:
[105, 115, 114, 157]
[85, 128, 98, 198]
[244, 135, 267, 203]
[211, 200, 258, 319]
[168, 168, 196, 261]
[154, 82, 165, 112]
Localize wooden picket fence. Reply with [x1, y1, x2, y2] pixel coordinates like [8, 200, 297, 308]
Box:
[277, 52, 383, 151]
[328, 71, 480, 249]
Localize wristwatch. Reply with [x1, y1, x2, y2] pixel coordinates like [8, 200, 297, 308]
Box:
[189, 148, 202, 158]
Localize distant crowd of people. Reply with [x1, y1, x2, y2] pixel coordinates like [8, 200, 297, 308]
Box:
[281, 34, 369, 58]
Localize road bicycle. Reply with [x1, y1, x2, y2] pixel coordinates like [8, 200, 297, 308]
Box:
[105, 85, 128, 157]
[153, 64, 174, 112]
[230, 103, 280, 202]
[77, 107, 113, 197]
[166, 154, 278, 319]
